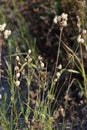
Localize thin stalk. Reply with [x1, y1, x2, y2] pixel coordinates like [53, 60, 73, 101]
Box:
[55, 28, 63, 74]
[50, 28, 63, 93]
[0, 38, 2, 82]
[79, 42, 87, 100]
[79, 42, 84, 67]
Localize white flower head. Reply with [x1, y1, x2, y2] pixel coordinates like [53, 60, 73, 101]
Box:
[61, 13, 68, 21]
[16, 72, 20, 78]
[0, 23, 6, 31]
[77, 35, 84, 43]
[60, 107, 65, 117]
[54, 13, 68, 28]
[15, 80, 20, 87]
[16, 56, 20, 62]
[54, 78, 58, 82]
[28, 49, 32, 54]
[56, 72, 61, 79]
[4, 29, 11, 39]
[14, 66, 19, 71]
[38, 55, 43, 60]
[60, 20, 67, 27]
[58, 64, 62, 70]
[77, 35, 81, 43]
[40, 61, 45, 68]
[53, 16, 58, 24]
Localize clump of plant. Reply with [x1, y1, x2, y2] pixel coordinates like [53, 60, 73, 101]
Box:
[0, 0, 87, 130]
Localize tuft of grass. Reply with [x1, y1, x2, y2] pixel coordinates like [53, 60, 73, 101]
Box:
[0, 0, 87, 130]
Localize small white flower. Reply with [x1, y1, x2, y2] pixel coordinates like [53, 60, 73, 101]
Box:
[25, 58, 27, 62]
[56, 72, 61, 78]
[54, 78, 58, 82]
[14, 66, 19, 71]
[16, 72, 20, 78]
[58, 64, 62, 70]
[16, 56, 20, 61]
[61, 13, 68, 21]
[28, 49, 32, 54]
[60, 107, 65, 117]
[38, 55, 43, 60]
[53, 16, 58, 24]
[15, 80, 20, 87]
[53, 13, 68, 28]
[40, 61, 45, 68]
[4, 29, 11, 39]
[77, 35, 81, 43]
[0, 94, 2, 99]
[60, 20, 67, 27]
[0, 23, 6, 31]
[77, 35, 84, 43]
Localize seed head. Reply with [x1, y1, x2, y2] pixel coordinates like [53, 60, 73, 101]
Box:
[54, 78, 58, 82]
[15, 80, 20, 87]
[40, 61, 45, 68]
[60, 108, 65, 117]
[53, 16, 58, 24]
[0, 23, 6, 31]
[53, 13, 68, 28]
[38, 55, 43, 60]
[28, 49, 32, 54]
[58, 64, 62, 70]
[14, 66, 19, 71]
[56, 72, 61, 78]
[16, 72, 20, 78]
[4, 29, 11, 39]
[61, 13, 68, 21]
[16, 56, 20, 62]
[77, 35, 84, 43]
[60, 20, 67, 27]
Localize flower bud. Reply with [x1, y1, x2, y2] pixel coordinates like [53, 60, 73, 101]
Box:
[61, 13, 68, 21]
[53, 16, 58, 24]
[14, 66, 19, 71]
[40, 61, 45, 68]
[16, 56, 20, 62]
[58, 64, 62, 70]
[0, 23, 6, 31]
[60, 20, 67, 27]
[15, 80, 20, 87]
[4, 29, 11, 39]
[16, 72, 20, 78]
[38, 55, 43, 60]
[56, 72, 61, 78]
[77, 35, 84, 43]
[28, 49, 32, 54]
